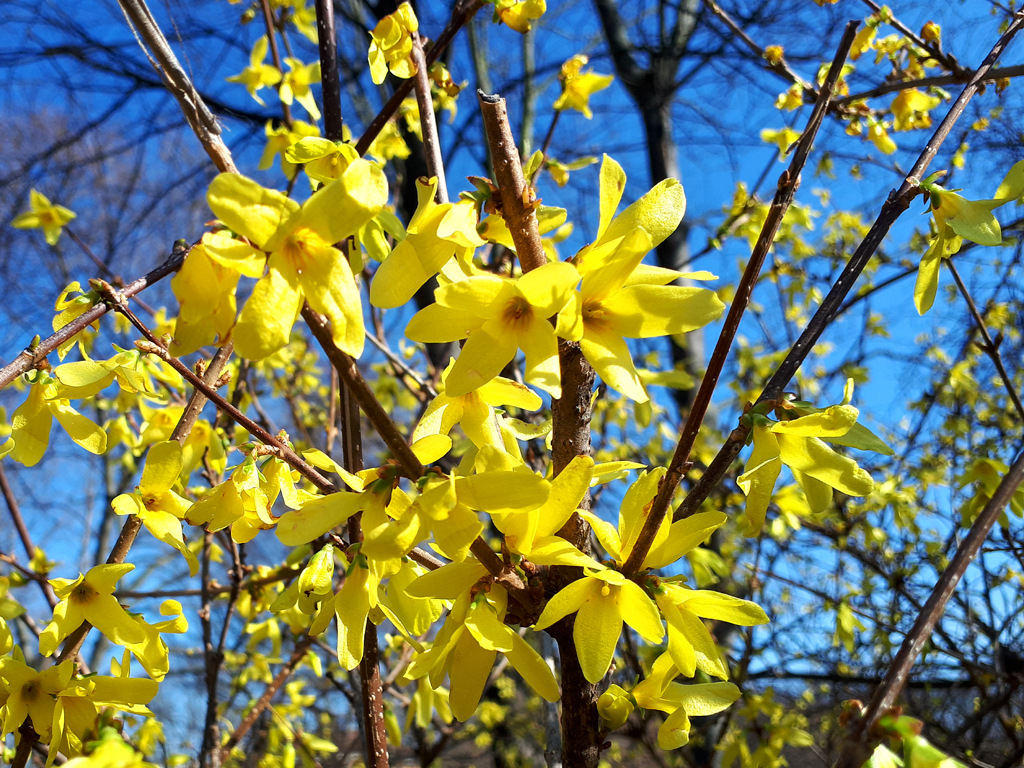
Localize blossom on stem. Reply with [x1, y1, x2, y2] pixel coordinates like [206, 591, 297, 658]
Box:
[12, 190, 76, 245]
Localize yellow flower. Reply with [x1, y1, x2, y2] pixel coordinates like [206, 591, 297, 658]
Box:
[912, 161, 1024, 314]
[405, 261, 580, 397]
[654, 584, 768, 679]
[891, 88, 941, 132]
[368, 2, 418, 85]
[865, 117, 897, 155]
[628, 653, 741, 749]
[284, 138, 359, 184]
[0, 656, 74, 741]
[225, 36, 282, 106]
[52, 282, 99, 360]
[111, 441, 199, 577]
[412, 359, 542, 450]
[279, 58, 322, 120]
[366, 120, 411, 163]
[39, 564, 147, 656]
[760, 127, 801, 158]
[494, 0, 546, 34]
[4, 374, 107, 467]
[369, 176, 486, 309]
[553, 55, 613, 118]
[534, 566, 664, 683]
[738, 389, 892, 535]
[259, 120, 320, 180]
[204, 161, 387, 360]
[168, 239, 249, 357]
[12, 189, 77, 245]
[405, 574, 558, 720]
[567, 156, 724, 402]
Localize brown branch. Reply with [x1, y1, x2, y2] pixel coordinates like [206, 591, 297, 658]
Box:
[315, 0, 343, 140]
[0, 463, 57, 608]
[836, 447, 1024, 766]
[858, 0, 965, 76]
[620, 21, 859, 574]
[116, 0, 237, 173]
[478, 89, 598, 768]
[836, 63, 1024, 106]
[704, 0, 814, 94]
[673, 10, 1024, 522]
[945, 258, 1024, 422]
[478, 91, 547, 272]
[411, 32, 448, 204]
[0, 242, 188, 391]
[355, 0, 485, 157]
[216, 637, 315, 763]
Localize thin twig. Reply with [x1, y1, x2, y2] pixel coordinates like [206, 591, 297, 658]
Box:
[836, 447, 1024, 766]
[621, 20, 859, 574]
[0, 463, 57, 608]
[673, 11, 1024, 522]
[0, 242, 189, 390]
[356, 0, 486, 156]
[945, 258, 1024, 422]
[411, 32, 448, 204]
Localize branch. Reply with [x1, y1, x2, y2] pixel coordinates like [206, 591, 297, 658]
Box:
[836, 63, 1024, 106]
[412, 32, 448, 204]
[355, 0, 485, 156]
[621, 20, 859, 575]
[945, 259, 1024, 422]
[116, 0, 237, 173]
[835, 446, 1024, 767]
[673, 10, 1024, 522]
[0, 242, 188, 391]
[0, 463, 58, 608]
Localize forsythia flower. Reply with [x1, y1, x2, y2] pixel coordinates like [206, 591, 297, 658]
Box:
[553, 55, 613, 118]
[169, 238, 250, 356]
[914, 161, 1024, 314]
[405, 567, 559, 720]
[891, 88, 941, 132]
[368, 2, 418, 85]
[226, 37, 282, 105]
[760, 127, 801, 158]
[370, 176, 485, 308]
[567, 156, 724, 402]
[285, 138, 359, 184]
[412, 359, 542, 450]
[279, 58, 322, 120]
[39, 564, 146, 656]
[111, 441, 199, 577]
[534, 565, 664, 683]
[259, 120, 321, 180]
[405, 261, 581, 398]
[737, 385, 893, 535]
[624, 653, 741, 749]
[202, 160, 387, 360]
[4, 374, 107, 467]
[12, 189, 77, 245]
[494, 0, 546, 33]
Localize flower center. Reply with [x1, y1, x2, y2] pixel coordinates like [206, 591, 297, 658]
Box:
[502, 296, 533, 329]
[582, 298, 607, 330]
[282, 227, 328, 275]
[73, 582, 98, 605]
[20, 681, 40, 703]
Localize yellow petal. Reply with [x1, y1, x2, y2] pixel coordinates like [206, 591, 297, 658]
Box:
[49, 400, 107, 455]
[506, 630, 560, 702]
[914, 242, 943, 316]
[574, 579, 622, 683]
[597, 154, 626, 240]
[535, 455, 595, 538]
[233, 263, 303, 360]
[10, 384, 53, 467]
[405, 304, 484, 344]
[335, 566, 371, 670]
[737, 424, 782, 536]
[290, 159, 388, 247]
[201, 231, 266, 278]
[643, 511, 727, 570]
[297, 246, 365, 357]
[619, 580, 664, 643]
[140, 441, 184, 495]
[455, 470, 550, 514]
[516, 261, 580, 317]
[519, 315, 562, 398]
[444, 318, 519, 397]
[579, 326, 647, 402]
[771, 404, 858, 438]
[207, 173, 298, 249]
[407, 560, 488, 599]
[603, 285, 725, 338]
[534, 576, 591, 631]
[448, 630, 496, 721]
[276, 492, 367, 545]
[777, 434, 874, 497]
